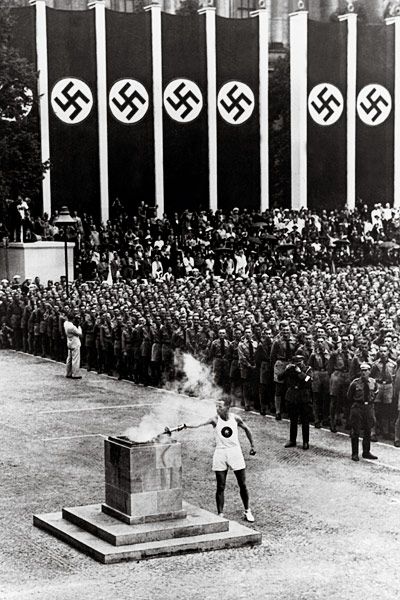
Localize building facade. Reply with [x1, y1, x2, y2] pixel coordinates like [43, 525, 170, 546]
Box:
[8, 1, 392, 47]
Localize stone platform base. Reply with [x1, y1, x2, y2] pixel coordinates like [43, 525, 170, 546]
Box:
[33, 501, 261, 564]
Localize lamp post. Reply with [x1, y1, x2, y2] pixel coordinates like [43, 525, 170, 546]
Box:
[2, 236, 9, 282]
[53, 206, 76, 297]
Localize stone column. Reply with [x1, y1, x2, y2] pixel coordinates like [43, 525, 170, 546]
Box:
[281, 0, 290, 46]
[163, 0, 176, 14]
[217, 0, 230, 18]
[271, 0, 285, 44]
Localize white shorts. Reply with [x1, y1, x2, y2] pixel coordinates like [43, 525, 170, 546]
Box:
[212, 447, 246, 472]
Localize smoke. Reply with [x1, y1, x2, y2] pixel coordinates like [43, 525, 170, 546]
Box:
[123, 413, 166, 444]
[166, 352, 225, 402]
[123, 353, 224, 443]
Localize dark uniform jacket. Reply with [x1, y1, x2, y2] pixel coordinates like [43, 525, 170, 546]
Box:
[347, 377, 378, 405]
[278, 364, 312, 405]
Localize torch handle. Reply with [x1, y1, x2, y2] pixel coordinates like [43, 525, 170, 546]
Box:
[165, 423, 186, 434]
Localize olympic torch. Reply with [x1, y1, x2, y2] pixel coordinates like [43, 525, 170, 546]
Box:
[163, 424, 187, 436]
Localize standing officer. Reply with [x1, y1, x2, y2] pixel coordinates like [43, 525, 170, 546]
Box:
[328, 335, 352, 433]
[238, 326, 257, 411]
[308, 336, 330, 428]
[270, 322, 297, 421]
[347, 362, 378, 461]
[208, 327, 231, 394]
[278, 355, 313, 450]
[370, 345, 396, 441]
[255, 329, 273, 416]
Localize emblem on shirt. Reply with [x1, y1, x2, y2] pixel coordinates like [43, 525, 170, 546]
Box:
[221, 426, 233, 438]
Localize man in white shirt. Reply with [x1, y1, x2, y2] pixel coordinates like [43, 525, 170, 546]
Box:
[184, 400, 256, 522]
[64, 313, 82, 379]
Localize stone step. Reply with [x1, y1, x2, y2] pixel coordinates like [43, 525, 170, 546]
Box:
[33, 509, 262, 564]
[62, 502, 229, 546]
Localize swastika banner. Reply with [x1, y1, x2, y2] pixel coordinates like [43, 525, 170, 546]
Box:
[216, 16, 260, 211]
[106, 10, 154, 215]
[162, 13, 208, 215]
[356, 24, 394, 207]
[307, 20, 347, 211]
[46, 7, 100, 216]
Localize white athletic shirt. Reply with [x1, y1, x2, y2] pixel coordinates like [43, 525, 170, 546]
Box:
[214, 415, 240, 450]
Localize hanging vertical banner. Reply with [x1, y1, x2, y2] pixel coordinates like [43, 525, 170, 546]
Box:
[216, 16, 260, 212]
[162, 13, 208, 215]
[307, 20, 347, 211]
[46, 7, 99, 216]
[356, 24, 394, 207]
[106, 10, 154, 215]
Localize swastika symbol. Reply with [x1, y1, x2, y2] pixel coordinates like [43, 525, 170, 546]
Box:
[51, 78, 93, 124]
[308, 83, 344, 126]
[217, 82, 255, 125]
[109, 79, 149, 124]
[163, 79, 203, 123]
[357, 84, 392, 126]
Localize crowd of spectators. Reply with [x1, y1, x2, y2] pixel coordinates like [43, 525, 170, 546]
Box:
[3, 198, 400, 283]
[2, 201, 400, 448]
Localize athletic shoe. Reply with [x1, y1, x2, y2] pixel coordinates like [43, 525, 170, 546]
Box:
[244, 509, 255, 523]
[218, 513, 224, 518]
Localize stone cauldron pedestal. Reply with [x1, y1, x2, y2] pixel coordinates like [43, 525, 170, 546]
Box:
[33, 437, 261, 564]
[102, 437, 187, 524]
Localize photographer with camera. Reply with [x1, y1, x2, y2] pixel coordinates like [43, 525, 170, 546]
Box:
[278, 354, 313, 450]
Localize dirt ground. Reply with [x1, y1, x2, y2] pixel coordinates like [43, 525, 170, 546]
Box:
[1, 350, 400, 600]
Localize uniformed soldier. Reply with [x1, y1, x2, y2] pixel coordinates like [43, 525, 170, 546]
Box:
[370, 345, 396, 440]
[308, 337, 330, 428]
[347, 362, 378, 461]
[208, 327, 231, 394]
[270, 323, 297, 420]
[327, 335, 352, 433]
[278, 355, 313, 450]
[238, 326, 258, 411]
[255, 329, 273, 416]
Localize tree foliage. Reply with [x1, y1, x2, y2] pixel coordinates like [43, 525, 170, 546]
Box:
[269, 54, 291, 208]
[0, 1, 48, 206]
[176, 0, 199, 16]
